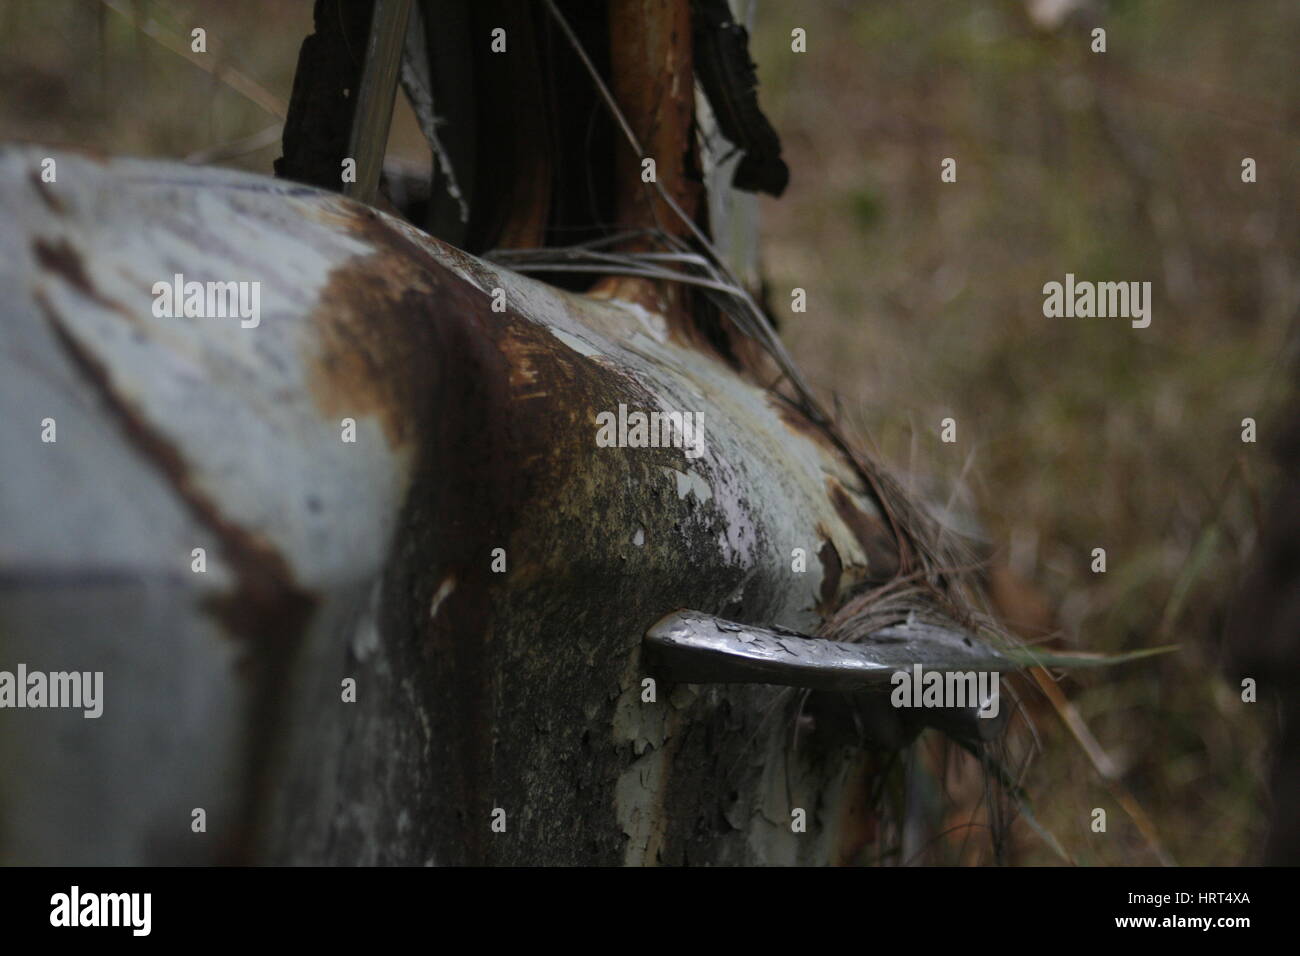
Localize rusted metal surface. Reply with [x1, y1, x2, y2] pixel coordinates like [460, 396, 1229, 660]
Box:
[592, 0, 702, 324]
[1, 146, 904, 864]
[607, 0, 700, 240]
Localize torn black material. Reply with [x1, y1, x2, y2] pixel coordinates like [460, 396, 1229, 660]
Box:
[692, 0, 790, 197]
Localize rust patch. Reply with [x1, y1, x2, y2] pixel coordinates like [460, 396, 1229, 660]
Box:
[306, 204, 640, 863]
[816, 535, 842, 614]
[606, 0, 700, 242]
[826, 477, 900, 583]
[305, 209, 515, 452]
[310, 202, 828, 863]
[591, 0, 723, 364]
[32, 237, 136, 319]
[37, 292, 316, 864]
[834, 756, 877, 865]
[29, 169, 64, 213]
[771, 393, 841, 455]
[305, 207, 618, 453]
[37, 294, 316, 644]
[35, 238, 101, 301]
[304, 268, 437, 449]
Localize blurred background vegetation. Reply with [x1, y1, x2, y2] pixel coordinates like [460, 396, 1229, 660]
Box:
[754, 0, 1295, 866]
[1, 0, 1294, 864]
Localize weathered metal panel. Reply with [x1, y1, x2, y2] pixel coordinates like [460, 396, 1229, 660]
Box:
[1, 147, 898, 864]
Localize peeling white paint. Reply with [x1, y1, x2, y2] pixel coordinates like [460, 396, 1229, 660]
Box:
[429, 574, 457, 620]
[548, 326, 603, 358]
[663, 466, 713, 503]
[608, 297, 669, 344]
[351, 582, 383, 663]
[614, 747, 672, 865]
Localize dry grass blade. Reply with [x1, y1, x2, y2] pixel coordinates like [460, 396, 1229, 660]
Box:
[184, 121, 282, 164]
[344, 0, 412, 205]
[97, 0, 287, 118]
[1031, 667, 1177, 866]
